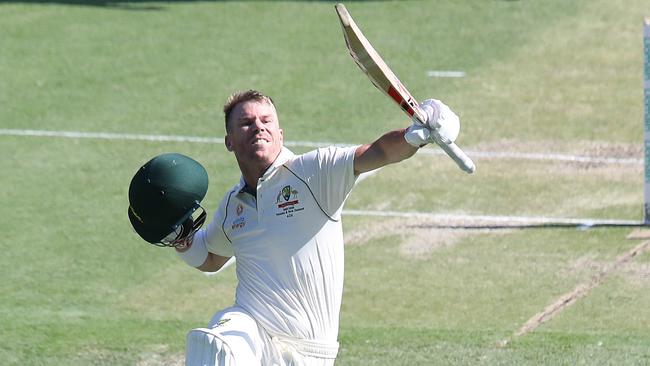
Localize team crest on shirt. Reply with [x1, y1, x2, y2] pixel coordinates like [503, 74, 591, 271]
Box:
[276, 185, 299, 207]
[275, 185, 304, 218]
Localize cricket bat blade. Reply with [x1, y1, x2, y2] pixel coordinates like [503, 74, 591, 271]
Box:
[334, 3, 476, 174]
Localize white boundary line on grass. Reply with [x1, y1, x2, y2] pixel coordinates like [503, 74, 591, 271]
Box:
[341, 209, 643, 226]
[0, 128, 642, 165]
[426, 70, 466, 78]
[462, 150, 641, 165]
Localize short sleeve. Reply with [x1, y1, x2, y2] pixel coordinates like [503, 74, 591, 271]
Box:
[195, 192, 236, 257]
[288, 146, 359, 220]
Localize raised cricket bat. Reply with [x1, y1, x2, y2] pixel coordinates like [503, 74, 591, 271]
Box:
[334, 3, 476, 173]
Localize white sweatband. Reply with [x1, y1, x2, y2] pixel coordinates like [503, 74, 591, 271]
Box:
[176, 237, 209, 268]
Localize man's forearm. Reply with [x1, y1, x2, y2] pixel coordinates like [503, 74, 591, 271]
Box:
[197, 253, 232, 273]
[175, 237, 231, 273]
[354, 128, 418, 175]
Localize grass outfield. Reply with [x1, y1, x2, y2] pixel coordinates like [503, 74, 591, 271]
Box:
[2, 0, 650, 365]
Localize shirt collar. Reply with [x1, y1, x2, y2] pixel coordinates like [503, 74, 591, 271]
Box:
[261, 146, 294, 179]
[236, 147, 295, 193]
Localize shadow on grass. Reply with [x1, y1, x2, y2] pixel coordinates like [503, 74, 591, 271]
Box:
[0, 0, 383, 11]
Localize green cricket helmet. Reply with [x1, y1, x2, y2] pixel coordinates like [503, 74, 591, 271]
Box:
[128, 153, 208, 246]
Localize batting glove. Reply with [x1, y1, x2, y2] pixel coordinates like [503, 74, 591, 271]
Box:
[404, 123, 431, 147]
[417, 99, 460, 144]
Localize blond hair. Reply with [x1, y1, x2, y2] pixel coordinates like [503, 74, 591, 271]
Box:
[223, 90, 275, 132]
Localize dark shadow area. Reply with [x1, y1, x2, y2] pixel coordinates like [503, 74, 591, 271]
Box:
[0, 0, 383, 11]
[0, 0, 380, 8]
[1, 0, 167, 10]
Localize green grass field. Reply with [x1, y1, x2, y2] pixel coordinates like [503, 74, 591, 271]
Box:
[2, 0, 650, 365]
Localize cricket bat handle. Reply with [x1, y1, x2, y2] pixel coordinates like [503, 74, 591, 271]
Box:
[436, 140, 476, 173]
[413, 108, 476, 174]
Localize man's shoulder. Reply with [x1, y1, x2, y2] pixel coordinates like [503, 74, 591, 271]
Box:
[290, 146, 358, 164]
[282, 146, 359, 177]
[214, 182, 243, 210]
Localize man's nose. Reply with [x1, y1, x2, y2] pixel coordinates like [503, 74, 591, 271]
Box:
[252, 118, 265, 131]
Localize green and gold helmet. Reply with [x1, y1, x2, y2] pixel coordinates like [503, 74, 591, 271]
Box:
[128, 153, 208, 246]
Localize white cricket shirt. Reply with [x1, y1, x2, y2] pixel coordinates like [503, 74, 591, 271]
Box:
[196, 146, 358, 344]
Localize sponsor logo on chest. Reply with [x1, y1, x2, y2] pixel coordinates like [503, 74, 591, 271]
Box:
[231, 203, 246, 230]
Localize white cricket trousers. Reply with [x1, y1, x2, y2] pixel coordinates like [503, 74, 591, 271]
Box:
[185, 306, 338, 366]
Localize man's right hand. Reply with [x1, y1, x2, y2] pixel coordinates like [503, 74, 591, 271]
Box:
[174, 239, 193, 252]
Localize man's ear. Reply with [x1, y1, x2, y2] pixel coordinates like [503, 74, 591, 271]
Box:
[225, 135, 233, 151]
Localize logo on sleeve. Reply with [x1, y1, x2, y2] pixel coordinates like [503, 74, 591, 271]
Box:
[275, 185, 304, 217]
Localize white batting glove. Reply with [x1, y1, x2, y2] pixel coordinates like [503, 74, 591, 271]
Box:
[404, 123, 431, 147]
[417, 99, 460, 144]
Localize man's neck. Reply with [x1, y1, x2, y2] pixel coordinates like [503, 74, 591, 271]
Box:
[237, 158, 277, 194]
[235, 148, 284, 194]
[238, 163, 267, 194]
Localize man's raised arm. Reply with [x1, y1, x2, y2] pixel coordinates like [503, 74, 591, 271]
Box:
[354, 99, 461, 175]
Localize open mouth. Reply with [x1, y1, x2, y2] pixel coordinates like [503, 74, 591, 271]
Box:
[251, 137, 270, 145]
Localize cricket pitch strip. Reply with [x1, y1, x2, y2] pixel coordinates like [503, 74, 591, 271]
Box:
[498, 237, 650, 347]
